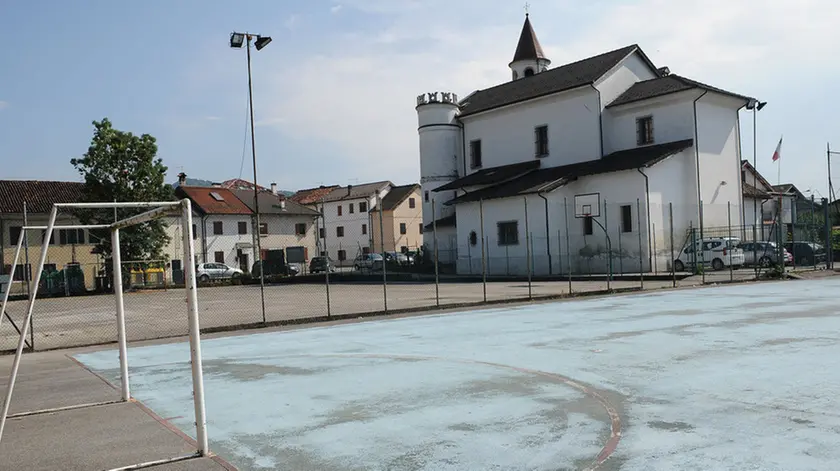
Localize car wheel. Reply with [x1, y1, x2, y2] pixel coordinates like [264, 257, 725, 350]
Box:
[673, 260, 685, 272]
[354, 264, 360, 271]
[759, 256, 772, 267]
[231, 272, 241, 279]
[199, 274, 210, 283]
[712, 258, 724, 271]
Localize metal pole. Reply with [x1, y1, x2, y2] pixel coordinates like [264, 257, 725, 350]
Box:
[652, 223, 658, 274]
[524, 197, 531, 299]
[432, 199, 439, 307]
[321, 200, 331, 317]
[564, 197, 572, 293]
[181, 200, 209, 455]
[378, 195, 387, 312]
[699, 201, 705, 284]
[728, 201, 734, 282]
[824, 198, 832, 270]
[245, 34, 266, 325]
[753, 108, 758, 278]
[111, 229, 130, 401]
[0, 206, 58, 443]
[479, 199, 486, 302]
[669, 202, 676, 288]
[22, 202, 33, 350]
[617, 211, 623, 276]
[637, 198, 644, 289]
[603, 199, 611, 283]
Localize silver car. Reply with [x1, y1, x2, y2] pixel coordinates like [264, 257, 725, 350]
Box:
[738, 241, 790, 267]
[196, 263, 244, 282]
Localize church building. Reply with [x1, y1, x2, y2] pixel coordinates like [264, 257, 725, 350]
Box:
[417, 14, 758, 275]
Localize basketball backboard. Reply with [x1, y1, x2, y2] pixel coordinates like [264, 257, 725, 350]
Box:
[574, 193, 601, 218]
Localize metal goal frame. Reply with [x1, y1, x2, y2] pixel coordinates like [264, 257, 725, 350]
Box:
[0, 199, 209, 468]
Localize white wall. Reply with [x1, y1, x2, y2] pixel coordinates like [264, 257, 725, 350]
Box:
[603, 91, 696, 154]
[453, 168, 651, 276]
[259, 214, 319, 266]
[198, 214, 255, 270]
[696, 94, 745, 228]
[418, 101, 461, 229]
[319, 196, 376, 264]
[461, 87, 601, 171]
[595, 51, 658, 108]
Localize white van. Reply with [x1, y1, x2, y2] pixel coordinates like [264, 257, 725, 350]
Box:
[674, 237, 745, 272]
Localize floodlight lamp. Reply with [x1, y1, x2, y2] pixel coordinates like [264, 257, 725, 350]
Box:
[230, 32, 245, 48]
[254, 36, 272, 51]
[757, 101, 767, 111]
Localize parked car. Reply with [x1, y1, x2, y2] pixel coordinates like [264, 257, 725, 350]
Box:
[353, 253, 383, 271]
[309, 256, 336, 274]
[196, 263, 243, 282]
[673, 237, 745, 272]
[383, 251, 409, 265]
[738, 241, 791, 267]
[784, 242, 827, 266]
[251, 260, 299, 278]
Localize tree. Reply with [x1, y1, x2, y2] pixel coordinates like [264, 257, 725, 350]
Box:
[71, 118, 174, 261]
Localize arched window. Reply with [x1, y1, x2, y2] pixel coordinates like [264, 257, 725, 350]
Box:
[524, 67, 535, 77]
[469, 231, 478, 246]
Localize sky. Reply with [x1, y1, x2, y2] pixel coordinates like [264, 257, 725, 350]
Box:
[1, 0, 839, 198]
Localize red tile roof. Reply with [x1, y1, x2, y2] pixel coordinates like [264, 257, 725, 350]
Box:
[290, 185, 340, 205]
[0, 180, 85, 213]
[176, 186, 253, 215]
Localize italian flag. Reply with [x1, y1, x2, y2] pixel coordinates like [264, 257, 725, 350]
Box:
[772, 136, 783, 162]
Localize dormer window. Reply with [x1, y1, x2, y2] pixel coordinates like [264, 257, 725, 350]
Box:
[524, 67, 535, 77]
[636, 116, 654, 146]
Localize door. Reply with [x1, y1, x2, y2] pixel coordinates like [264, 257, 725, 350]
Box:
[239, 253, 249, 274]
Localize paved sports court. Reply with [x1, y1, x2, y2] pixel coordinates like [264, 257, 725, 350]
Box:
[70, 278, 840, 470]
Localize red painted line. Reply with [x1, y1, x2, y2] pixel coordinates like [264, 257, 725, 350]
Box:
[311, 353, 622, 471]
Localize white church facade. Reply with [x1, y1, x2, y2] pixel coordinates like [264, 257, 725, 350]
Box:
[418, 14, 758, 275]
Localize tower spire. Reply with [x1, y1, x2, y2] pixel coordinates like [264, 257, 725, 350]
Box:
[509, 12, 550, 79]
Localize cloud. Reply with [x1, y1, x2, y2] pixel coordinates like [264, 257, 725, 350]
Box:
[330, 4, 343, 14]
[0, 101, 7, 110]
[188, 0, 840, 185]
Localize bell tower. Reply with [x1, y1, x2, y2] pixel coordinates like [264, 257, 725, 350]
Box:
[509, 13, 550, 80]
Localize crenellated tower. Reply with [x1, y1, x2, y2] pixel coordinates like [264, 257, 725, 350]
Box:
[416, 91, 461, 233]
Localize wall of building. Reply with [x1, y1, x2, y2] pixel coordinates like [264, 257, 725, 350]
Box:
[603, 91, 696, 155]
[257, 214, 318, 266]
[197, 214, 255, 271]
[696, 93, 745, 228]
[460, 87, 601, 171]
[595, 51, 658, 109]
[418, 100, 461, 231]
[370, 189, 424, 253]
[318, 196, 379, 265]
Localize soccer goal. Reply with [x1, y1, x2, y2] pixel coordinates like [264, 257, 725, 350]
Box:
[0, 199, 209, 467]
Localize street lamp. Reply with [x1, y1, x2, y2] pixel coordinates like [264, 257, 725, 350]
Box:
[746, 98, 767, 275]
[230, 31, 272, 322]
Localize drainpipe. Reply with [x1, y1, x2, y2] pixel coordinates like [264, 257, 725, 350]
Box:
[636, 167, 653, 270]
[693, 90, 709, 242]
[460, 120, 467, 176]
[590, 84, 604, 157]
[537, 191, 552, 275]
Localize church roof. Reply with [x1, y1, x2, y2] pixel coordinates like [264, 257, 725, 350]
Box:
[511, 15, 548, 64]
[459, 44, 642, 117]
[445, 139, 694, 205]
[607, 74, 752, 108]
[434, 160, 540, 192]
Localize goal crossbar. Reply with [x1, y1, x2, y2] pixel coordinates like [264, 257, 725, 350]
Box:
[0, 199, 209, 467]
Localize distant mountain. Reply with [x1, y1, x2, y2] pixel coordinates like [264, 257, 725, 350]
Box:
[173, 177, 216, 187]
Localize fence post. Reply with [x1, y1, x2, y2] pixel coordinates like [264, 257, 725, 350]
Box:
[524, 196, 531, 300]
[617, 211, 623, 276]
[699, 201, 705, 284]
[824, 197, 832, 270]
[557, 229, 563, 280]
[479, 199, 487, 302]
[603, 199, 610, 285]
[378, 195, 387, 312]
[22, 201, 34, 350]
[728, 201, 734, 282]
[505, 245, 510, 276]
[669, 202, 676, 288]
[637, 198, 644, 290]
[652, 223, 658, 275]
[466, 236, 472, 275]
[432, 199, 439, 307]
[564, 197, 572, 294]
[320, 202, 331, 318]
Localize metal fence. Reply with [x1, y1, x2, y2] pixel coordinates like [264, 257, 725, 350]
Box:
[0, 197, 834, 353]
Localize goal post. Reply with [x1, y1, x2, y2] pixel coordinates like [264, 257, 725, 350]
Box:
[0, 198, 209, 464]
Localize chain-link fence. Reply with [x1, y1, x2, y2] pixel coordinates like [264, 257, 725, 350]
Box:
[1, 196, 834, 353]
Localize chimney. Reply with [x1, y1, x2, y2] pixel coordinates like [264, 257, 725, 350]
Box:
[270, 182, 278, 195]
[657, 66, 670, 77]
[346, 184, 353, 197]
[177, 172, 187, 186]
[280, 197, 286, 210]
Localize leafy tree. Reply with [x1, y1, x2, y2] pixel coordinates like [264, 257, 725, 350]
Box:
[71, 118, 174, 261]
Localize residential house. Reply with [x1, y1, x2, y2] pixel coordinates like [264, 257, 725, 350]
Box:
[174, 185, 254, 272]
[417, 13, 756, 275]
[369, 184, 424, 253]
[232, 188, 320, 269]
[293, 182, 392, 265]
[0, 180, 100, 295]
